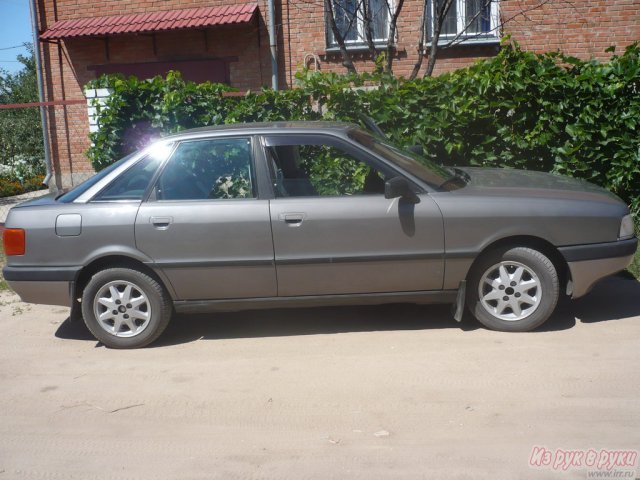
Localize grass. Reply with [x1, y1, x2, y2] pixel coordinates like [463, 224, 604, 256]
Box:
[628, 249, 640, 280]
[0, 241, 8, 291]
[627, 220, 640, 280]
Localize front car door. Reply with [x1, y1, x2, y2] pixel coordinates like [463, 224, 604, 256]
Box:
[135, 136, 276, 300]
[263, 134, 445, 297]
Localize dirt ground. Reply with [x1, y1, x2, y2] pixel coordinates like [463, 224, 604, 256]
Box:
[0, 275, 639, 480]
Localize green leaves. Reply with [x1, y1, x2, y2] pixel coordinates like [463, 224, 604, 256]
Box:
[87, 42, 640, 216]
[86, 71, 318, 171]
[0, 46, 45, 185]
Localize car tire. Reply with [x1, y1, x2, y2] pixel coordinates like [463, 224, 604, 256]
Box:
[467, 247, 559, 332]
[81, 268, 172, 349]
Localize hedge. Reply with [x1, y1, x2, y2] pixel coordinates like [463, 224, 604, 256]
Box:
[0, 175, 46, 198]
[86, 41, 640, 214]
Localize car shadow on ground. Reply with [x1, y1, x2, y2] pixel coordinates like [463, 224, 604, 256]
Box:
[55, 275, 640, 347]
[567, 274, 640, 324]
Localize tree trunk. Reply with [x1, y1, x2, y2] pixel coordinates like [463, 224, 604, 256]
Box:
[385, 0, 405, 73]
[408, 0, 427, 79]
[325, 0, 358, 74]
[362, 0, 379, 65]
[424, 0, 454, 77]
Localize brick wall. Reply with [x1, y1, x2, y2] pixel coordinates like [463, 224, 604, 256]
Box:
[36, 0, 273, 188]
[503, 0, 639, 59]
[36, 0, 640, 188]
[279, 0, 640, 81]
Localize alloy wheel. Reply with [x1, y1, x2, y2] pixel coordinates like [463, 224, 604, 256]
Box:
[478, 261, 542, 321]
[93, 280, 152, 337]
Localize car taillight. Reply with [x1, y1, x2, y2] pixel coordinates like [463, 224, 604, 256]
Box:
[3, 228, 25, 256]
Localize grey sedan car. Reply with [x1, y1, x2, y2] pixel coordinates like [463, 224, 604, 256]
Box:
[3, 122, 637, 348]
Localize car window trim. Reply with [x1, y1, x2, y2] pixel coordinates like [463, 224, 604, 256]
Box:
[251, 134, 275, 200]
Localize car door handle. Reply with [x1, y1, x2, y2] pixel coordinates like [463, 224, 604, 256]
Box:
[280, 213, 305, 226]
[150, 216, 173, 229]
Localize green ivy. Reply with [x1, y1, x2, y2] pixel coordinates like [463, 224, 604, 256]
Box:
[86, 41, 640, 214]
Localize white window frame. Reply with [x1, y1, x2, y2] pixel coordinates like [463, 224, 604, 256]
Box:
[327, 0, 393, 48]
[428, 0, 500, 45]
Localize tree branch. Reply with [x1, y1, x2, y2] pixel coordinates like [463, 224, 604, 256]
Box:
[325, 0, 358, 73]
[442, 0, 558, 49]
[439, 0, 493, 49]
[424, 0, 454, 77]
[385, 0, 405, 73]
[362, 0, 379, 64]
[409, 0, 427, 79]
[422, 0, 557, 76]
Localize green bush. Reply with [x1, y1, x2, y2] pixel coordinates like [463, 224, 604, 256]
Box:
[1, 49, 45, 194]
[86, 41, 640, 214]
[87, 72, 317, 171]
[0, 175, 46, 198]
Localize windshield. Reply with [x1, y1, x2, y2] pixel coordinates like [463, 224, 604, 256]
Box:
[57, 153, 137, 203]
[348, 129, 456, 189]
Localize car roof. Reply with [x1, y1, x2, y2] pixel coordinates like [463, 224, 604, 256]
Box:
[162, 121, 358, 140]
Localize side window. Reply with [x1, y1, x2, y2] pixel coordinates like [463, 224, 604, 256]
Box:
[267, 143, 388, 197]
[156, 138, 254, 201]
[93, 155, 159, 201]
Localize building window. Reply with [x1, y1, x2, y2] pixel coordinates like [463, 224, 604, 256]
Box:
[327, 0, 390, 48]
[427, 0, 499, 44]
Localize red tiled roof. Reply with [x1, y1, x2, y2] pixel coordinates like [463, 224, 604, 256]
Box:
[40, 4, 258, 40]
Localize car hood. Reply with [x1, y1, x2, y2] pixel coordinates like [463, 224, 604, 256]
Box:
[454, 167, 624, 205]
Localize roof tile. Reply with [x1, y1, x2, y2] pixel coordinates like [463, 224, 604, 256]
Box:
[40, 3, 258, 39]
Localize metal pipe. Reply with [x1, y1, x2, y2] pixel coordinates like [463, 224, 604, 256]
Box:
[267, 0, 278, 90]
[28, 0, 54, 189]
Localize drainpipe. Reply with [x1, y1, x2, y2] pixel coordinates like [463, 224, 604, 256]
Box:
[29, 0, 54, 189]
[267, 0, 278, 90]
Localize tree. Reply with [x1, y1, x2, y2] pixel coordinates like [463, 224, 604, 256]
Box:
[323, 0, 553, 78]
[324, 0, 496, 77]
[324, 0, 405, 74]
[411, 0, 499, 78]
[411, 0, 557, 78]
[0, 44, 44, 175]
[324, 0, 359, 73]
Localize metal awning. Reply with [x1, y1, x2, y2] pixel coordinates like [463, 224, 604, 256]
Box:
[40, 4, 258, 40]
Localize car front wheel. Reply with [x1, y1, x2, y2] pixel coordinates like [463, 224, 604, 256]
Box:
[81, 268, 172, 348]
[467, 247, 559, 332]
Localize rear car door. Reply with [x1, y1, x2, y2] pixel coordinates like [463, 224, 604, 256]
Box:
[135, 136, 276, 300]
[263, 134, 445, 296]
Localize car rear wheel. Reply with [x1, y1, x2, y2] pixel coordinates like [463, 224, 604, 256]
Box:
[467, 247, 559, 332]
[81, 268, 172, 348]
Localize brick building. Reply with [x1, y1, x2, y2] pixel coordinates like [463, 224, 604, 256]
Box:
[35, 0, 640, 188]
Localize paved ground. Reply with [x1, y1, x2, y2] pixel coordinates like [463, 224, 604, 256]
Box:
[0, 275, 639, 479]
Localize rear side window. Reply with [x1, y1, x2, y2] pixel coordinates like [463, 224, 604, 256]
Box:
[155, 138, 254, 201]
[93, 155, 160, 201]
[57, 153, 135, 203]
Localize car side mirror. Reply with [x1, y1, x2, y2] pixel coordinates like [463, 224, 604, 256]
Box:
[384, 177, 420, 203]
